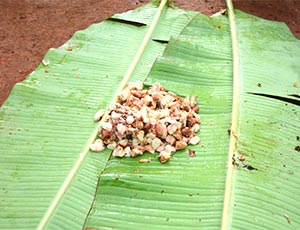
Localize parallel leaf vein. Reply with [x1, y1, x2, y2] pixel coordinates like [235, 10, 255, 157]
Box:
[37, 1, 168, 229]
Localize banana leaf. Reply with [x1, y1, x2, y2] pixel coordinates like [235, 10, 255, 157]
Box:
[0, 0, 299, 229]
[0, 2, 197, 229]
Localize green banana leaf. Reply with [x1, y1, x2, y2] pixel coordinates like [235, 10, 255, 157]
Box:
[0, 0, 299, 229]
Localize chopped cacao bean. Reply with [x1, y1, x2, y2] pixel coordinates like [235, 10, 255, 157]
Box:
[93, 81, 201, 163]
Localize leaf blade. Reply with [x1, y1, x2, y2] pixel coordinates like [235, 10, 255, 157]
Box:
[38, 1, 170, 228]
[229, 9, 300, 229]
[0, 3, 197, 229]
[85, 12, 233, 229]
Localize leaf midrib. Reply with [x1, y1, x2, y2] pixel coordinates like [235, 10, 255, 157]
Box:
[221, 0, 240, 229]
[37, 1, 169, 229]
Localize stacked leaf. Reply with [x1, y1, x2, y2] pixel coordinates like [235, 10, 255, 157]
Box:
[85, 9, 233, 230]
[0, 1, 299, 230]
[0, 2, 197, 229]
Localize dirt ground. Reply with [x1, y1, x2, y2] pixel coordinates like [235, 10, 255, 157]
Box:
[0, 0, 299, 105]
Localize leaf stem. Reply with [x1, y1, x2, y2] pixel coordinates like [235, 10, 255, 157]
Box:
[119, 0, 168, 91]
[37, 1, 168, 229]
[221, 0, 239, 229]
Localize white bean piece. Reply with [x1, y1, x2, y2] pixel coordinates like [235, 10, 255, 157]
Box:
[93, 109, 105, 122]
[189, 136, 200, 145]
[102, 122, 112, 131]
[90, 139, 105, 152]
[116, 124, 126, 135]
[107, 141, 117, 150]
[126, 115, 135, 124]
[112, 146, 125, 157]
[152, 137, 162, 150]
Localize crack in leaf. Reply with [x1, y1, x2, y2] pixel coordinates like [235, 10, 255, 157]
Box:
[152, 38, 169, 44]
[107, 18, 147, 27]
[288, 94, 300, 99]
[83, 151, 113, 229]
[248, 92, 300, 106]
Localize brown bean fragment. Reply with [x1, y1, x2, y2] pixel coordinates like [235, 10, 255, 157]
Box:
[190, 95, 198, 107]
[152, 137, 162, 150]
[134, 120, 144, 130]
[182, 137, 191, 143]
[136, 130, 145, 142]
[119, 139, 128, 147]
[173, 129, 182, 140]
[144, 145, 155, 154]
[182, 127, 192, 137]
[160, 86, 166, 91]
[65, 46, 73, 51]
[95, 81, 201, 163]
[118, 88, 130, 102]
[107, 141, 117, 150]
[131, 147, 144, 157]
[175, 140, 187, 150]
[152, 92, 162, 101]
[192, 106, 199, 112]
[167, 123, 178, 135]
[194, 116, 201, 124]
[131, 90, 143, 98]
[154, 123, 167, 138]
[164, 145, 176, 153]
[156, 144, 165, 152]
[101, 129, 112, 144]
[188, 149, 196, 157]
[238, 155, 245, 161]
[182, 105, 190, 112]
[158, 151, 171, 163]
[192, 124, 200, 133]
[166, 135, 176, 146]
[139, 158, 152, 163]
[128, 81, 143, 90]
[186, 116, 195, 128]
